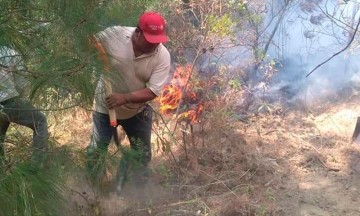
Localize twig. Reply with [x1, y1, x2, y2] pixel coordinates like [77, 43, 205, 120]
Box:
[173, 52, 201, 132]
[188, 169, 251, 196]
[1, 103, 83, 112]
[152, 112, 182, 168]
[306, 16, 360, 77]
[290, 132, 340, 172]
[199, 169, 241, 200]
[264, 129, 281, 135]
[68, 187, 90, 203]
[181, 129, 189, 160]
[136, 198, 200, 212]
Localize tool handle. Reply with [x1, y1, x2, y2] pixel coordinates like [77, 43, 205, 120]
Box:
[94, 39, 117, 127]
[104, 78, 117, 127]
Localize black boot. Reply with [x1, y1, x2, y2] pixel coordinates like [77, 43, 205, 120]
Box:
[115, 157, 128, 195]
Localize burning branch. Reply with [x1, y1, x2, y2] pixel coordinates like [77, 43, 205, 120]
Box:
[158, 63, 205, 125]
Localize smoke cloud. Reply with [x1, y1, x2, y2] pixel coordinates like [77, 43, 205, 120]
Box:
[265, 0, 360, 108]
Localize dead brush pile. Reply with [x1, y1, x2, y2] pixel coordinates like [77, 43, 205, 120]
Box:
[154, 94, 284, 215]
[177, 125, 279, 214]
[152, 63, 283, 214]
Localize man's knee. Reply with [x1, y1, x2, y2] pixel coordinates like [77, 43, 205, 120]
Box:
[129, 136, 152, 164]
[34, 112, 48, 137]
[37, 112, 47, 126]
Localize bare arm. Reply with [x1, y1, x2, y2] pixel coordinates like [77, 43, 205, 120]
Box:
[105, 88, 156, 109]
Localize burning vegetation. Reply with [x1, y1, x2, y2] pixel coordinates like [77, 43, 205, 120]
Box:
[158, 64, 206, 124]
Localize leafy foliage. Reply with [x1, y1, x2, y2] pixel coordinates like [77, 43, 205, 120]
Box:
[0, 162, 66, 216]
[0, 0, 156, 215]
[0, 0, 154, 110]
[208, 14, 234, 37]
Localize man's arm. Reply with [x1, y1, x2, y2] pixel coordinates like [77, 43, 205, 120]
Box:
[105, 88, 156, 109]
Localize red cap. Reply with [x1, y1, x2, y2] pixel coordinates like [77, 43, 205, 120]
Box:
[138, 12, 167, 44]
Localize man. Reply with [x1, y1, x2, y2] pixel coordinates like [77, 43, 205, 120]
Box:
[0, 46, 48, 169]
[87, 12, 171, 191]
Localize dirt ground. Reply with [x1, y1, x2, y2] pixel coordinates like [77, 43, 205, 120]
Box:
[54, 94, 360, 215]
[240, 95, 360, 216]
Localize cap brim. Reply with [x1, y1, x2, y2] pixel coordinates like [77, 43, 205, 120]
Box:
[143, 32, 167, 44]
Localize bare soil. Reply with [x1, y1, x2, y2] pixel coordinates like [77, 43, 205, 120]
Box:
[239, 96, 360, 216]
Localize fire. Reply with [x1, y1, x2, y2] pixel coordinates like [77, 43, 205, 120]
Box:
[158, 64, 204, 123]
[172, 64, 191, 86]
[178, 103, 204, 123]
[158, 85, 182, 114]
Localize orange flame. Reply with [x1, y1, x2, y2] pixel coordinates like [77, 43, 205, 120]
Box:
[179, 103, 204, 123]
[158, 64, 204, 123]
[159, 85, 182, 113]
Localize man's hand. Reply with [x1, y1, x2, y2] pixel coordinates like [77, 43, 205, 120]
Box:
[105, 93, 129, 109]
[105, 88, 157, 109]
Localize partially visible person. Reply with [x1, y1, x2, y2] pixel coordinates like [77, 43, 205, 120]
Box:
[0, 46, 48, 169]
[86, 11, 171, 192]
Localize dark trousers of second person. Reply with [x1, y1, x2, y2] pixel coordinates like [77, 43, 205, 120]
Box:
[0, 97, 48, 167]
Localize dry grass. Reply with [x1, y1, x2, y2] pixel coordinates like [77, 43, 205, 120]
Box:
[13, 88, 360, 215]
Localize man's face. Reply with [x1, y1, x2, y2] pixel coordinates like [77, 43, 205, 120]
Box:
[133, 27, 159, 54]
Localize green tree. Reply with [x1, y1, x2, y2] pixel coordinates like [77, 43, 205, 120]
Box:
[0, 0, 154, 215]
[1, 0, 155, 109]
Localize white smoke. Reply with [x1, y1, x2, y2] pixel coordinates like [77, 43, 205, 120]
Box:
[265, 0, 360, 108]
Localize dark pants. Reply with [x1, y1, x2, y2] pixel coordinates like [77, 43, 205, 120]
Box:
[88, 105, 153, 165]
[0, 97, 48, 163]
